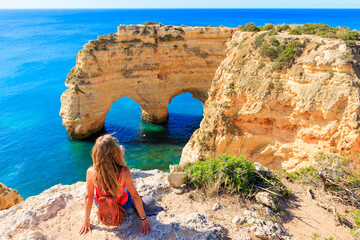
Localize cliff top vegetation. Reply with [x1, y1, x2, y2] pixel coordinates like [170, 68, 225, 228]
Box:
[238, 22, 360, 46]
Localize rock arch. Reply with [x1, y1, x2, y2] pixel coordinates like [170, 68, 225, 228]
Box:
[60, 24, 234, 139]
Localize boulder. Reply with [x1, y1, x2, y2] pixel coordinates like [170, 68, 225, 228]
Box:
[0, 183, 23, 210]
[167, 172, 187, 188]
[255, 192, 276, 209]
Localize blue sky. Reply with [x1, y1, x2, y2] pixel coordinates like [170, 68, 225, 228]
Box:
[1, 0, 360, 9]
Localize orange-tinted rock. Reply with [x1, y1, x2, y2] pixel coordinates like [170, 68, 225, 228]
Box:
[60, 25, 234, 139]
[181, 32, 360, 170]
[0, 183, 23, 210]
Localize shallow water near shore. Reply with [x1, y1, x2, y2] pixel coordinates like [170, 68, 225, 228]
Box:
[1, 9, 360, 199]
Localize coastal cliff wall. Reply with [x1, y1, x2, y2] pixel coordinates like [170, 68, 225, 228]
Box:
[60, 25, 234, 139]
[181, 31, 360, 170]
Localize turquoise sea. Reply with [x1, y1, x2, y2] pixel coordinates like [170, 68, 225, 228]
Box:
[1, 9, 360, 198]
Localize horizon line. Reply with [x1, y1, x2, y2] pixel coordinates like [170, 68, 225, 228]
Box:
[1, 7, 360, 10]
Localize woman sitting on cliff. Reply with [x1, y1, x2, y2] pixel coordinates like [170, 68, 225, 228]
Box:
[79, 134, 152, 235]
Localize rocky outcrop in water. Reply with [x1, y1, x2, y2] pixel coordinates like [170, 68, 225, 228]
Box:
[0, 183, 23, 210]
[60, 24, 233, 139]
[181, 31, 360, 170]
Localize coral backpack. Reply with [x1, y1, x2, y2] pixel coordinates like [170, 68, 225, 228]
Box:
[96, 194, 126, 226]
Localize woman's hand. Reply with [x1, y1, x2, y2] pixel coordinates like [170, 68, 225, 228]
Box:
[141, 218, 152, 235]
[79, 220, 91, 235]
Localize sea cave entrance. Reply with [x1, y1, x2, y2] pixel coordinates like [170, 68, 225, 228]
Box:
[103, 93, 203, 170]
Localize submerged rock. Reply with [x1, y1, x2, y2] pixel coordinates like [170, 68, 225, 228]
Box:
[0, 183, 23, 210]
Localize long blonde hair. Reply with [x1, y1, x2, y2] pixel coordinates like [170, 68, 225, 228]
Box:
[92, 134, 126, 197]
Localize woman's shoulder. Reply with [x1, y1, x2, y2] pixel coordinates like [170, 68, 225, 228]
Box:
[121, 166, 131, 177]
[87, 166, 95, 179]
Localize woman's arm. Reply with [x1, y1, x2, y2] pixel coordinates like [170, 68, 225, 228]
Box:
[79, 167, 95, 235]
[124, 168, 152, 235]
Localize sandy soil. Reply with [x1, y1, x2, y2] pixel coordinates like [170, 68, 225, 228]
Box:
[279, 180, 354, 240]
[159, 181, 354, 240]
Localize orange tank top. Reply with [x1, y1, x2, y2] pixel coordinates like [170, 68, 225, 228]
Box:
[94, 167, 128, 206]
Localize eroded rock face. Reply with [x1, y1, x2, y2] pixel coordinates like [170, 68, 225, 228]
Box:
[0, 183, 23, 210]
[0, 170, 227, 240]
[60, 24, 234, 139]
[181, 31, 360, 170]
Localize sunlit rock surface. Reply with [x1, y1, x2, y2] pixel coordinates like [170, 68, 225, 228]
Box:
[181, 31, 360, 170]
[60, 24, 234, 139]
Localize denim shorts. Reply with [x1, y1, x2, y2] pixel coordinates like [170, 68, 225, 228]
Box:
[94, 189, 134, 211]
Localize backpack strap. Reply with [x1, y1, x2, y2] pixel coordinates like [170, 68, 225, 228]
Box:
[95, 167, 125, 203]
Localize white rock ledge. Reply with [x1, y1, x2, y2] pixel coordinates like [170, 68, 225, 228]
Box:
[0, 169, 226, 240]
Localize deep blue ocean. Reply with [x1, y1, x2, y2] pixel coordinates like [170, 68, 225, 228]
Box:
[1, 9, 360, 199]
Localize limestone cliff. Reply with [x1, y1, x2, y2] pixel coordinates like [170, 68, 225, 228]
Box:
[181, 31, 360, 170]
[0, 183, 23, 210]
[60, 24, 234, 139]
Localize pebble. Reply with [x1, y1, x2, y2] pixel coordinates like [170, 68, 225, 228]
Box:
[172, 187, 184, 194]
[212, 203, 222, 211]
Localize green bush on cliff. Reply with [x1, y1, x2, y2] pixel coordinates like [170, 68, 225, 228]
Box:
[142, 21, 163, 26]
[283, 152, 360, 208]
[259, 39, 303, 70]
[288, 28, 302, 35]
[159, 34, 184, 42]
[263, 23, 275, 31]
[183, 154, 289, 197]
[120, 38, 142, 43]
[285, 23, 359, 46]
[243, 22, 261, 32]
[275, 24, 290, 32]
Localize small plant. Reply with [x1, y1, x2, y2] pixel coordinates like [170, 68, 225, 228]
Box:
[351, 209, 360, 238]
[142, 21, 161, 25]
[159, 34, 184, 42]
[270, 37, 280, 46]
[243, 22, 261, 32]
[66, 67, 84, 83]
[311, 232, 320, 240]
[253, 33, 267, 49]
[268, 30, 278, 36]
[175, 27, 185, 34]
[257, 62, 266, 70]
[142, 27, 150, 35]
[263, 23, 275, 31]
[289, 28, 302, 35]
[120, 38, 142, 43]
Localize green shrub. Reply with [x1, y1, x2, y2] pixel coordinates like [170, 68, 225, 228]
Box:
[243, 22, 261, 32]
[120, 38, 142, 43]
[276, 24, 290, 32]
[289, 29, 302, 35]
[270, 37, 280, 46]
[268, 30, 278, 36]
[284, 166, 319, 185]
[183, 154, 289, 196]
[285, 152, 360, 208]
[253, 33, 267, 49]
[259, 38, 303, 70]
[263, 23, 275, 31]
[142, 21, 161, 26]
[159, 34, 184, 42]
[175, 27, 185, 34]
[260, 45, 279, 60]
